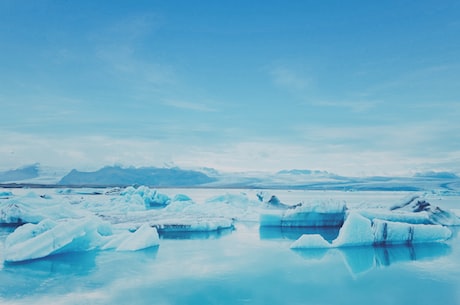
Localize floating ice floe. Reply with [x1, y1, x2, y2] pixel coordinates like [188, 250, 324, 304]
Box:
[389, 194, 460, 226]
[0, 191, 13, 199]
[4, 218, 109, 262]
[290, 212, 453, 249]
[152, 217, 234, 233]
[256, 191, 302, 209]
[101, 223, 159, 251]
[260, 199, 347, 227]
[3, 218, 159, 263]
[120, 186, 171, 208]
[0, 192, 88, 225]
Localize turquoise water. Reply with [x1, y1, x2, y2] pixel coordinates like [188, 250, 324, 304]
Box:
[1, 223, 459, 305]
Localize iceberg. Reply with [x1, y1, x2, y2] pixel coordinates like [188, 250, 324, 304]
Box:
[372, 218, 453, 245]
[120, 186, 171, 208]
[291, 234, 332, 248]
[332, 212, 375, 247]
[153, 217, 234, 233]
[101, 223, 159, 251]
[0, 192, 87, 225]
[256, 191, 302, 209]
[356, 209, 432, 225]
[260, 199, 347, 227]
[3, 216, 160, 263]
[389, 194, 460, 226]
[0, 191, 13, 199]
[4, 218, 109, 263]
[291, 212, 452, 249]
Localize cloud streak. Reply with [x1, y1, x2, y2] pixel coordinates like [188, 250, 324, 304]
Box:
[269, 65, 311, 91]
[162, 99, 218, 112]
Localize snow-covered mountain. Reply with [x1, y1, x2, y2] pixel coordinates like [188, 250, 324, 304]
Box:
[0, 164, 40, 183]
[0, 164, 459, 192]
[58, 166, 217, 187]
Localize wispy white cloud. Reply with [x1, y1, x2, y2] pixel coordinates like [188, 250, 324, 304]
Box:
[162, 99, 218, 112]
[311, 99, 381, 112]
[269, 66, 311, 91]
[1, 129, 459, 177]
[360, 63, 460, 99]
[92, 13, 176, 89]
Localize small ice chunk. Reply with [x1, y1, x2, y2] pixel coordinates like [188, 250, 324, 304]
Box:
[290, 234, 332, 249]
[115, 224, 159, 251]
[173, 194, 193, 202]
[0, 191, 13, 198]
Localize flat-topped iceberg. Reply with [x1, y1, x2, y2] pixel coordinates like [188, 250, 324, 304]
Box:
[260, 199, 347, 227]
[291, 212, 452, 249]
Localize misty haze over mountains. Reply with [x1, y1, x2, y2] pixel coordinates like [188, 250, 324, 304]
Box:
[0, 164, 459, 192]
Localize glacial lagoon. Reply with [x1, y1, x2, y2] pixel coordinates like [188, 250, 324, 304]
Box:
[1, 189, 459, 305]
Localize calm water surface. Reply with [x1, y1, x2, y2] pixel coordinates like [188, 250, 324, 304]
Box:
[0, 222, 459, 305]
[0, 190, 459, 305]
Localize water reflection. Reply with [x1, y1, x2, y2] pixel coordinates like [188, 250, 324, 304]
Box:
[293, 243, 452, 276]
[259, 226, 340, 242]
[0, 247, 159, 299]
[159, 227, 234, 240]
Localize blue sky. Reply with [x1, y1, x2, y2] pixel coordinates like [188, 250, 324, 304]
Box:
[1, 0, 459, 176]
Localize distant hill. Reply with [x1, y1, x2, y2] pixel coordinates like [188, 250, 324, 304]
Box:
[58, 166, 217, 187]
[414, 171, 459, 179]
[2, 164, 459, 192]
[0, 164, 40, 183]
[277, 169, 330, 175]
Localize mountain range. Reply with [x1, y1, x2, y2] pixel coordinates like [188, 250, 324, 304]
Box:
[0, 164, 459, 192]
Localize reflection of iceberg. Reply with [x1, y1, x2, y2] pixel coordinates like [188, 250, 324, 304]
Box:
[293, 243, 452, 276]
[159, 227, 234, 240]
[0, 247, 159, 299]
[374, 243, 451, 266]
[291, 212, 452, 249]
[259, 226, 340, 241]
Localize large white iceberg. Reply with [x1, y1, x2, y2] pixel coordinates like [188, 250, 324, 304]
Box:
[260, 199, 347, 227]
[4, 218, 108, 262]
[3, 218, 160, 263]
[0, 192, 88, 225]
[291, 212, 452, 249]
